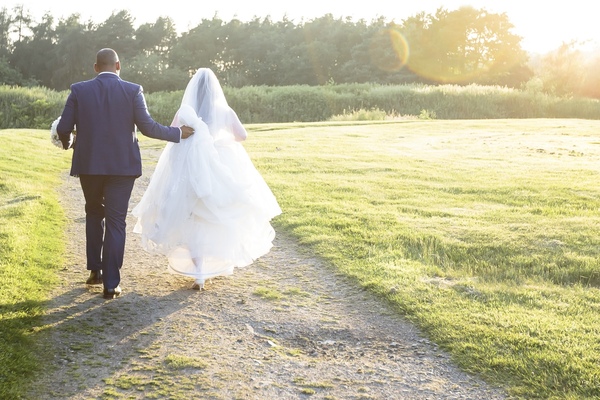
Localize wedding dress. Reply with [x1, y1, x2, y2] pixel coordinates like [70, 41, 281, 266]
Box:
[132, 68, 281, 287]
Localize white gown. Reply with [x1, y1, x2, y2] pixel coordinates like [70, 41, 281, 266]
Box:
[132, 89, 281, 281]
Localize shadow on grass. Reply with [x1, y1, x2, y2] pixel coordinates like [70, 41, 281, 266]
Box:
[0, 298, 49, 399]
[18, 284, 198, 399]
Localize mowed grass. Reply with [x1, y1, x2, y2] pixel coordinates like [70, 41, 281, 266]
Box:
[241, 119, 600, 399]
[0, 129, 71, 398]
[2, 120, 600, 399]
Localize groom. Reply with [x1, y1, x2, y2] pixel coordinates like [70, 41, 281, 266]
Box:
[56, 48, 194, 299]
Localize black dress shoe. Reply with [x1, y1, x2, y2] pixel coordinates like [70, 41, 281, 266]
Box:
[103, 286, 122, 299]
[86, 270, 102, 285]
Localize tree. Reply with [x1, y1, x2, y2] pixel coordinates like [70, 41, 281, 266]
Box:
[135, 16, 177, 60]
[536, 42, 586, 96]
[0, 6, 536, 89]
[94, 11, 138, 69]
[0, 57, 28, 85]
[365, 20, 415, 84]
[0, 7, 12, 58]
[401, 7, 531, 86]
[0, 7, 25, 85]
[211, 16, 264, 86]
[10, 4, 32, 43]
[10, 12, 55, 87]
[218, 16, 283, 86]
[130, 17, 187, 92]
[579, 54, 600, 99]
[127, 53, 188, 92]
[301, 15, 349, 85]
[51, 14, 96, 89]
[170, 17, 226, 77]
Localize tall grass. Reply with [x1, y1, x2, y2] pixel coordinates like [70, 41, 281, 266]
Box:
[2, 84, 600, 129]
[0, 129, 71, 398]
[241, 118, 600, 399]
[0, 86, 67, 129]
[223, 84, 600, 122]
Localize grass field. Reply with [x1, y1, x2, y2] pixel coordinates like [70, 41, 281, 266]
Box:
[2, 119, 600, 399]
[243, 118, 600, 399]
[0, 130, 71, 398]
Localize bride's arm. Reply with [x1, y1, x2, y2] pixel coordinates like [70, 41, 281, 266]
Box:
[170, 111, 180, 127]
[229, 109, 247, 142]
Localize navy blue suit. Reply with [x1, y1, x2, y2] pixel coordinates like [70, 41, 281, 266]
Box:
[57, 72, 181, 290]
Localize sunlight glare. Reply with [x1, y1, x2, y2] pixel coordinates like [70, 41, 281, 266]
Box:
[369, 27, 409, 72]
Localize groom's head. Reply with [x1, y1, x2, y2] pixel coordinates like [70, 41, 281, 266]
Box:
[94, 48, 120, 75]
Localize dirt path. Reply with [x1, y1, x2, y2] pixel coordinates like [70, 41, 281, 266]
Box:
[26, 146, 508, 399]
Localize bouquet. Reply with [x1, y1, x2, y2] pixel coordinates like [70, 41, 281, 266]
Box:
[50, 117, 75, 149]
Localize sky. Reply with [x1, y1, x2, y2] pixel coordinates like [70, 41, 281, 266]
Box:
[4, 0, 599, 54]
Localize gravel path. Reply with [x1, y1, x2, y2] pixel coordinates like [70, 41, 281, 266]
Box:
[26, 145, 508, 399]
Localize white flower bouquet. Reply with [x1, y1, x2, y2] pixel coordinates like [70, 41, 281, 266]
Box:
[50, 117, 76, 149]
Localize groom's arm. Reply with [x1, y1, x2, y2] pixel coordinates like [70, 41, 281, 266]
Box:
[133, 87, 184, 142]
[56, 88, 77, 149]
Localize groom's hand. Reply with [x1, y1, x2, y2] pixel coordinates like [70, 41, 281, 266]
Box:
[60, 136, 71, 150]
[181, 125, 194, 139]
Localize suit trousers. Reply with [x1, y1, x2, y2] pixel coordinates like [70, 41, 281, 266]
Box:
[79, 175, 136, 289]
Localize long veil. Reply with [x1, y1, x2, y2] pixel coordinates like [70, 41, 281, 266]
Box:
[175, 68, 245, 142]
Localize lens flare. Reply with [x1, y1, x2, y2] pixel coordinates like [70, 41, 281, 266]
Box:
[369, 27, 409, 72]
[368, 26, 523, 84]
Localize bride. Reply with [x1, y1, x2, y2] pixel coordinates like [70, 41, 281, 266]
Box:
[131, 68, 282, 290]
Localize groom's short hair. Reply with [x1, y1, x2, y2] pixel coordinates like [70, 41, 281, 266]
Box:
[96, 48, 119, 67]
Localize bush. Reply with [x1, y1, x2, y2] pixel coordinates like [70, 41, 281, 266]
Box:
[2, 83, 600, 130]
[0, 86, 66, 129]
[329, 108, 390, 121]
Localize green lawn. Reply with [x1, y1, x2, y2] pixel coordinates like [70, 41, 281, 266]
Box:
[2, 119, 600, 399]
[243, 118, 600, 399]
[0, 129, 71, 399]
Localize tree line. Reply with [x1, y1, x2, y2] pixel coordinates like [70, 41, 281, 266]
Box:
[1, 4, 598, 98]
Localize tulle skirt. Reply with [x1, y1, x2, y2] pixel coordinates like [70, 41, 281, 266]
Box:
[132, 119, 281, 281]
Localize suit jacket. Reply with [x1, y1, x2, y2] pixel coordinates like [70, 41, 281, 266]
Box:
[57, 72, 181, 177]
